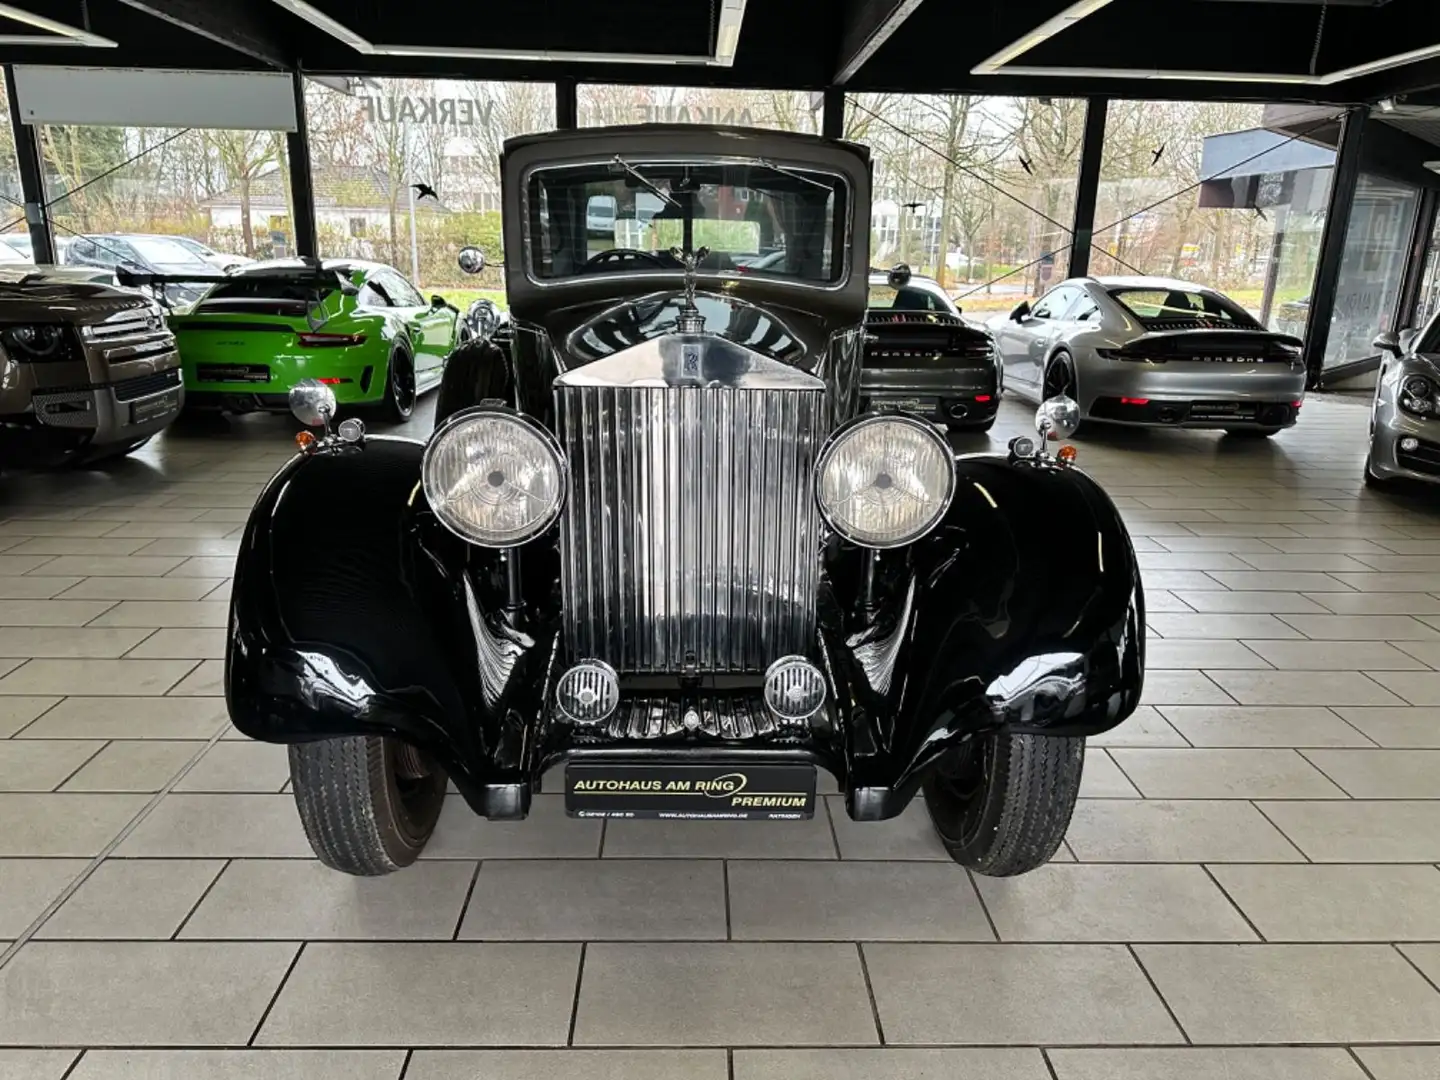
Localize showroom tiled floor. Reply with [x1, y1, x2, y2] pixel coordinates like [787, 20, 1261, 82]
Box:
[3, 394, 1440, 1078]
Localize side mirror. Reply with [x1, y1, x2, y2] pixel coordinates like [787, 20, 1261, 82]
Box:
[1011, 301, 1032, 322]
[430, 294, 446, 309]
[458, 246, 485, 274]
[1036, 395, 1081, 442]
[289, 378, 337, 431]
[1373, 331, 1402, 358]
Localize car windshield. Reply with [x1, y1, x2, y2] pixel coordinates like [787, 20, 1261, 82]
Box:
[868, 283, 956, 314]
[526, 159, 845, 283]
[127, 237, 211, 268]
[1110, 287, 1257, 326]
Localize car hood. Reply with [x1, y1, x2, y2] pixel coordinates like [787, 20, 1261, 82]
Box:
[0, 277, 156, 319]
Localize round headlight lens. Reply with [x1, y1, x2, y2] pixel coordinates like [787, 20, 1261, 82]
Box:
[422, 408, 567, 547]
[815, 414, 956, 548]
[1404, 375, 1433, 399]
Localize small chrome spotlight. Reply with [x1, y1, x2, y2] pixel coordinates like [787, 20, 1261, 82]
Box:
[555, 659, 620, 726]
[764, 655, 827, 723]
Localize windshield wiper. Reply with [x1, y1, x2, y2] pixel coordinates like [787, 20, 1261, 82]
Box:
[609, 156, 680, 210]
[754, 158, 831, 191]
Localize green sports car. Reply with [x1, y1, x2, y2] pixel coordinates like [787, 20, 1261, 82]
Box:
[163, 259, 467, 421]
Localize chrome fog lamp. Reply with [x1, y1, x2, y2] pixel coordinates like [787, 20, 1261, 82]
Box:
[422, 407, 567, 547]
[764, 655, 827, 723]
[555, 659, 620, 725]
[815, 414, 956, 548]
[1401, 436, 1420, 452]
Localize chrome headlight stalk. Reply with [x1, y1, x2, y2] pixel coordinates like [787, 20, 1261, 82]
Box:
[814, 413, 957, 549]
[422, 405, 569, 548]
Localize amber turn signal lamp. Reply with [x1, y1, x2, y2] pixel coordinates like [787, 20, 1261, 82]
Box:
[295, 430, 317, 451]
[1057, 445, 1078, 465]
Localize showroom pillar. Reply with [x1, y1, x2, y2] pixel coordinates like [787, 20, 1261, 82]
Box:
[286, 71, 318, 259]
[1067, 97, 1108, 279]
[556, 78, 578, 130]
[1301, 105, 1367, 387]
[3, 65, 55, 265]
[822, 87, 845, 140]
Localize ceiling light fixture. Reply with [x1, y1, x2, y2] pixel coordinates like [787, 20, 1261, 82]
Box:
[269, 0, 747, 66]
[0, 2, 116, 47]
[1378, 97, 1398, 112]
[973, 3, 1440, 87]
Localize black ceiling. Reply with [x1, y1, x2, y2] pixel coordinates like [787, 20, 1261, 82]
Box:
[0, 0, 1436, 105]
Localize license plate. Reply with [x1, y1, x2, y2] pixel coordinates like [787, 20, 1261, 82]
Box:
[565, 763, 817, 820]
[130, 388, 181, 424]
[870, 396, 937, 415]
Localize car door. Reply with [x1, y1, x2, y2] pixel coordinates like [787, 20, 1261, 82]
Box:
[374, 268, 451, 378]
[999, 285, 1076, 396]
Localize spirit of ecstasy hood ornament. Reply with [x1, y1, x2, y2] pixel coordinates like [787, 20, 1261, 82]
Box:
[670, 245, 709, 334]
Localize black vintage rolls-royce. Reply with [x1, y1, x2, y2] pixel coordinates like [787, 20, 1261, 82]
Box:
[226, 125, 1145, 878]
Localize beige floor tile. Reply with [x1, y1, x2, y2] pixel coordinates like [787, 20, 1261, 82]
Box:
[975, 864, 1256, 942]
[0, 696, 57, 737]
[410, 1050, 726, 1080]
[1335, 706, 1440, 747]
[1367, 670, 1440, 705]
[1146, 640, 1268, 669]
[0, 520, 120, 538]
[1354, 1047, 1440, 1080]
[132, 538, 243, 557]
[1066, 800, 1305, 863]
[175, 742, 291, 792]
[0, 739, 104, 791]
[1135, 944, 1440, 1043]
[1089, 706, 1190, 747]
[1235, 552, 1372, 571]
[1138, 551, 1251, 571]
[1079, 750, 1141, 796]
[1302, 748, 1440, 797]
[89, 600, 230, 627]
[20, 695, 228, 739]
[604, 806, 837, 859]
[423, 795, 602, 859]
[0, 627, 152, 658]
[167, 556, 239, 577]
[0, 859, 86, 937]
[101, 522, 238, 539]
[1140, 570, 1228, 591]
[0, 577, 83, 600]
[1257, 800, 1440, 862]
[1210, 864, 1440, 941]
[39, 858, 225, 939]
[60, 740, 204, 792]
[1159, 705, 1373, 747]
[1144, 590, 1194, 612]
[1310, 593, 1440, 615]
[182, 859, 474, 940]
[1138, 671, 1235, 706]
[1155, 535, 1284, 552]
[1270, 537, 1397, 554]
[0, 1051, 81, 1080]
[0, 599, 116, 626]
[727, 860, 993, 941]
[0, 793, 147, 855]
[0, 553, 60, 575]
[33, 555, 185, 577]
[117, 793, 314, 857]
[574, 943, 876, 1046]
[1242, 639, 1426, 670]
[733, 1049, 1050, 1080]
[1049, 1048, 1369, 1080]
[1148, 614, 1303, 639]
[125, 627, 227, 659]
[826, 797, 947, 859]
[58, 576, 228, 601]
[1206, 670, 1402, 706]
[167, 658, 225, 695]
[0, 658, 198, 696]
[1205, 571, 1355, 591]
[460, 859, 723, 941]
[68, 1050, 408, 1080]
[5, 537, 149, 556]
[258, 942, 580, 1046]
[1108, 748, 1346, 798]
[864, 943, 1181, 1045]
[0, 940, 298, 1046]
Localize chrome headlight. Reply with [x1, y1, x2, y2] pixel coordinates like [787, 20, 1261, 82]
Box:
[815, 414, 956, 548]
[422, 407, 567, 547]
[1399, 374, 1438, 418]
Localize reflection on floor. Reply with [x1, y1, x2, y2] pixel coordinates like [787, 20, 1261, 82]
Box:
[3, 394, 1440, 1079]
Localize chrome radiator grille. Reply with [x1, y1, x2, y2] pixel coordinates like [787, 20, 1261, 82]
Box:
[555, 382, 827, 673]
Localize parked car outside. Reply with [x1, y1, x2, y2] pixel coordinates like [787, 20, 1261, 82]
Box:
[224, 125, 1145, 882]
[169, 236, 255, 273]
[0, 268, 182, 466]
[991, 275, 1306, 436]
[65, 234, 214, 308]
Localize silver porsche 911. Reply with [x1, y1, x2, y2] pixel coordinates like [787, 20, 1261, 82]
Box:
[990, 275, 1307, 436]
[1367, 315, 1440, 488]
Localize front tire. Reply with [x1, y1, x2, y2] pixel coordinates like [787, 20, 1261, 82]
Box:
[923, 732, 1084, 876]
[288, 735, 447, 876]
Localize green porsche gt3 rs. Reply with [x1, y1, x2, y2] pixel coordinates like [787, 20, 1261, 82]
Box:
[165, 259, 467, 421]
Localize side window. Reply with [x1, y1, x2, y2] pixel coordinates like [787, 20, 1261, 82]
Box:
[70, 238, 94, 262]
[377, 269, 424, 307]
[1071, 295, 1101, 322]
[356, 280, 389, 308]
[1033, 286, 1077, 320]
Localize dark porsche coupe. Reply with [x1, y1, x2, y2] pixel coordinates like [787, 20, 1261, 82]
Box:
[226, 125, 1145, 879]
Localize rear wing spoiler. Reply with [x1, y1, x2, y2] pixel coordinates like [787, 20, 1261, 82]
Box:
[1109, 328, 1303, 362]
[117, 265, 360, 296]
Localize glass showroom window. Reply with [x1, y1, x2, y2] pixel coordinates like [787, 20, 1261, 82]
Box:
[304, 77, 555, 305]
[847, 94, 1084, 316]
[1093, 99, 1339, 339]
[38, 122, 297, 276]
[578, 85, 823, 134]
[0, 80, 27, 262]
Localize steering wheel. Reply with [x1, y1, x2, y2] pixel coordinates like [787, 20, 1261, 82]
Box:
[584, 248, 670, 270]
